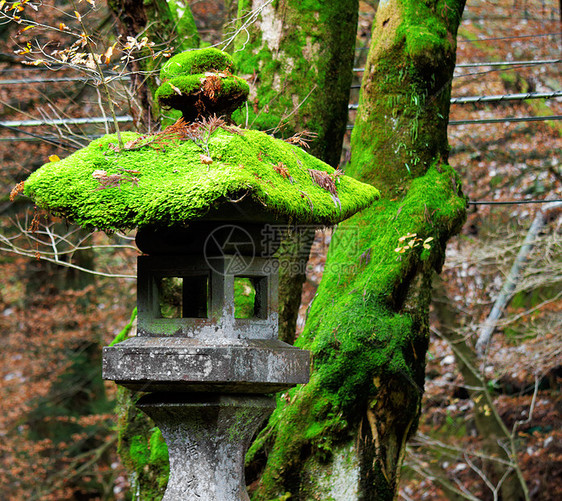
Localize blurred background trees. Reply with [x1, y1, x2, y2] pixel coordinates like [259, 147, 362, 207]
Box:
[0, 0, 560, 499]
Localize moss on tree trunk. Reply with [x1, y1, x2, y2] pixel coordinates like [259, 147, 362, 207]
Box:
[247, 1, 468, 499]
[349, 0, 462, 194]
[233, 0, 358, 166]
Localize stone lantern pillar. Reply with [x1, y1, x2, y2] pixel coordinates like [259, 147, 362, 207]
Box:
[103, 224, 309, 499]
[21, 47, 379, 500]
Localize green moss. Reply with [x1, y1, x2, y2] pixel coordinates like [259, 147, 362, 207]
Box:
[155, 48, 250, 120]
[155, 75, 202, 100]
[160, 48, 234, 80]
[249, 163, 466, 498]
[155, 74, 250, 118]
[397, 1, 459, 61]
[148, 427, 169, 467]
[234, 277, 256, 318]
[23, 128, 379, 232]
[129, 434, 150, 468]
[117, 388, 169, 501]
[348, 2, 462, 196]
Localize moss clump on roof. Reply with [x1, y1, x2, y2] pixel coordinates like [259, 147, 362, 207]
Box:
[160, 48, 234, 79]
[155, 75, 249, 120]
[23, 122, 379, 232]
[155, 48, 249, 121]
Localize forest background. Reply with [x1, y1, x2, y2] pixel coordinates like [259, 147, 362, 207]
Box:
[0, 0, 560, 499]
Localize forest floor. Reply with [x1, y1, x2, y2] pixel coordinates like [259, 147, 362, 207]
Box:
[0, 0, 560, 499]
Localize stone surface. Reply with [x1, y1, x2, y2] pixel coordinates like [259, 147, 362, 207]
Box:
[137, 393, 275, 500]
[102, 336, 310, 393]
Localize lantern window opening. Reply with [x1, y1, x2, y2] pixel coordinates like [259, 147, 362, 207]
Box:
[156, 273, 210, 320]
[234, 275, 268, 320]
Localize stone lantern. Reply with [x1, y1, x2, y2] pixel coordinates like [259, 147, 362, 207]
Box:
[104, 221, 310, 499]
[22, 48, 379, 499]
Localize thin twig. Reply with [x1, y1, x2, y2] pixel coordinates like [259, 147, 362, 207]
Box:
[70, 0, 123, 147]
[464, 452, 500, 501]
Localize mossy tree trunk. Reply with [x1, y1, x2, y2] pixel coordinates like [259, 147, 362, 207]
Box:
[247, 1, 467, 499]
[107, 0, 199, 130]
[231, 0, 359, 344]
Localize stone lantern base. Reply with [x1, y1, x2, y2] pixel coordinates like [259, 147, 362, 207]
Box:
[137, 393, 274, 500]
[103, 337, 309, 499]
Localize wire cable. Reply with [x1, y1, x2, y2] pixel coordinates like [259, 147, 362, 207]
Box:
[0, 76, 130, 85]
[348, 92, 562, 109]
[450, 90, 562, 104]
[455, 58, 561, 68]
[0, 123, 74, 148]
[468, 199, 562, 205]
[353, 58, 561, 73]
[0, 116, 134, 127]
[0, 134, 102, 143]
[353, 31, 561, 49]
[448, 115, 562, 125]
[458, 32, 560, 43]
[346, 115, 562, 129]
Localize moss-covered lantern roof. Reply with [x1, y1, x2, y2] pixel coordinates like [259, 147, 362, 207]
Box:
[21, 49, 379, 232]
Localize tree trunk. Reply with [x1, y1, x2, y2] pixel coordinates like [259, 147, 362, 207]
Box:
[247, 1, 468, 499]
[232, 0, 359, 344]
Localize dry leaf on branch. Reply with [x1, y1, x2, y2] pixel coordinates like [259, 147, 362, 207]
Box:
[92, 168, 139, 190]
[308, 169, 338, 196]
[308, 169, 341, 210]
[202, 75, 222, 102]
[199, 154, 213, 165]
[10, 181, 25, 201]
